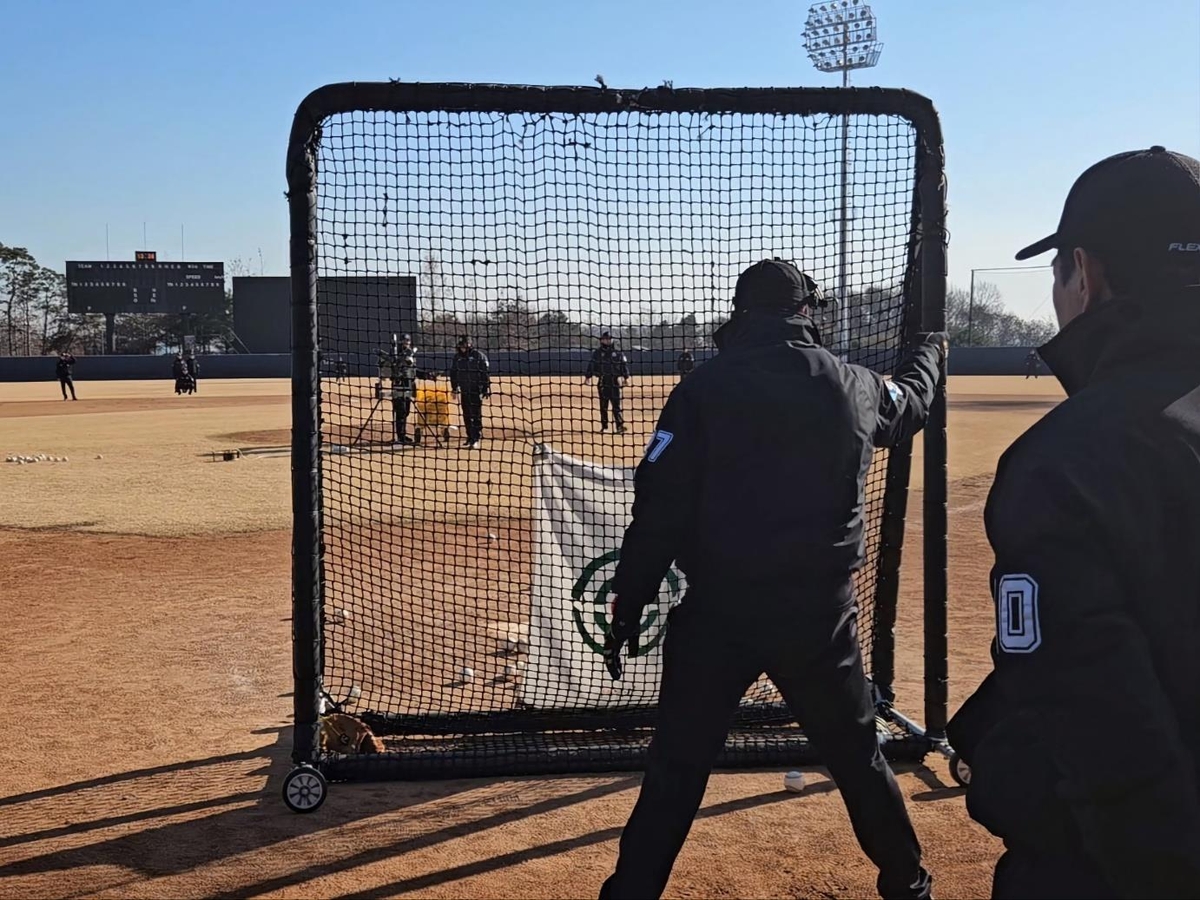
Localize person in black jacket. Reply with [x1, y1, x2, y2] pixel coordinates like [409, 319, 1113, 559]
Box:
[947, 147, 1200, 899]
[55, 351, 77, 400]
[448, 334, 490, 448]
[381, 333, 432, 445]
[172, 352, 189, 394]
[599, 258, 946, 900]
[1023, 349, 1040, 379]
[676, 349, 695, 381]
[184, 352, 199, 394]
[585, 332, 630, 433]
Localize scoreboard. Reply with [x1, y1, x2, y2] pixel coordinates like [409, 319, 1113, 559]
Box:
[65, 261, 226, 315]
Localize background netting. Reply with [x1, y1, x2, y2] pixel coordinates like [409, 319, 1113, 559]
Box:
[308, 98, 926, 776]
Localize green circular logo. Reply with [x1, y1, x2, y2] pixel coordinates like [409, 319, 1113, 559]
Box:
[570, 549, 683, 657]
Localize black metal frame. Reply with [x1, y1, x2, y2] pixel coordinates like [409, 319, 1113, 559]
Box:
[287, 81, 948, 782]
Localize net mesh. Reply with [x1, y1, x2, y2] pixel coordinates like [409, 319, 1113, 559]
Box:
[308, 98, 925, 775]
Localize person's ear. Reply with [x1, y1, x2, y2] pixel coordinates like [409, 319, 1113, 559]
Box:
[1076, 248, 1114, 312]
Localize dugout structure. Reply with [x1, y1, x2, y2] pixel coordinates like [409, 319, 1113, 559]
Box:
[286, 82, 949, 801]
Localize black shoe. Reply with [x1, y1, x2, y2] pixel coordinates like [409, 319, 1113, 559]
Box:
[396, 436, 414, 445]
[464, 439, 476, 448]
[615, 425, 626, 434]
[599, 426, 608, 433]
[879, 867, 932, 900]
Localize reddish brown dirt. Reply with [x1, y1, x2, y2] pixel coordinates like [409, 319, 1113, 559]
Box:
[219, 429, 292, 446]
[0, 395, 288, 419]
[0, 491, 1002, 900]
[0, 377, 1050, 899]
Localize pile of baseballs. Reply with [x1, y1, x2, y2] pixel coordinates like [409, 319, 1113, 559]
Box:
[5, 454, 69, 464]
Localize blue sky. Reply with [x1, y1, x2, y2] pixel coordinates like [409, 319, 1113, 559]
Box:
[1, 0, 1197, 320]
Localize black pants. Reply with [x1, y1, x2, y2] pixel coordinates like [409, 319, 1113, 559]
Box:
[393, 396, 412, 441]
[993, 848, 1114, 899]
[460, 393, 484, 443]
[599, 385, 624, 430]
[601, 586, 925, 900]
[59, 376, 75, 400]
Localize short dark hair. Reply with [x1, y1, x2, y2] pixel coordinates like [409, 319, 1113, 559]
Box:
[1056, 246, 1198, 297]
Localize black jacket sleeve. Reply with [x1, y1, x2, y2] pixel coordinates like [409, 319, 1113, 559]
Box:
[982, 452, 1200, 895]
[477, 352, 491, 394]
[585, 350, 598, 379]
[868, 333, 945, 448]
[618, 353, 630, 380]
[448, 359, 459, 391]
[611, 390, 703, 614]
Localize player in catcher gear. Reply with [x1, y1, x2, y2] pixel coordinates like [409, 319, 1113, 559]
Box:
[585, 332, 630, 432]
[382, 333, 431, 444]
[172, 352, 190, 394]
[55, 351, 77, 400]
[184, 353, 199, 393]
[449, 335, 491, 448]
[599, 258, 946, 900]
[676, 349, 695, 381]
[947, 148, 1200, 899]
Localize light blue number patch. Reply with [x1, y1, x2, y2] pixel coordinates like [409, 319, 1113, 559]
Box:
[645, 430, 674, 463]
[997, 573, 1041, 653]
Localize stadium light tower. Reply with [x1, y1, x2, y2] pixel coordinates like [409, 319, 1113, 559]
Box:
[803, 0, 883, 350]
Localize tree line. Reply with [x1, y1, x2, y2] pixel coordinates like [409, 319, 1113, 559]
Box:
[2, 242, 1056, 357]
[415, 282, 1057, 352]
[0, 243, 239, 356]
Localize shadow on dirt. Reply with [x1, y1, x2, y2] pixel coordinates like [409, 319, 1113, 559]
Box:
[0, 727, 636, 892]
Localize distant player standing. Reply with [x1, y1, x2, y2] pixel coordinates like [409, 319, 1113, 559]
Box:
[172, 352, 189, 394]
[585, 332, 629, 433]
[55, 350, 77, 401]
[449, 335, 490, 448]
[1023, 349, 1040, 379]
[676, 349, 695, 381]
[386, 334, 429, 445]
[184, 352, 199, 393]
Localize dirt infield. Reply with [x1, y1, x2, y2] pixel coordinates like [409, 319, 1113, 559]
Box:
[0, 375, 1065, 898]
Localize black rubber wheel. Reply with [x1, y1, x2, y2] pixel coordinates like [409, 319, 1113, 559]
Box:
[949, 752, 971, 787]
[283, 765, 327, 813]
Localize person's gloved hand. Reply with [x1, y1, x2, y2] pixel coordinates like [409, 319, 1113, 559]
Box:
[917, 331, 950, 360]
[603, 597, 641, 681]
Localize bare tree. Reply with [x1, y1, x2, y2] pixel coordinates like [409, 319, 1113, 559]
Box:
[0, 244, 38, 355]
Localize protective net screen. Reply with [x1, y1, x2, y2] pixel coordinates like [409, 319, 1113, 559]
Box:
[302, 89, 932, 777]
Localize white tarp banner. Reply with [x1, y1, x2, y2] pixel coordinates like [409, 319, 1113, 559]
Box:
[520, 445, 684, 710]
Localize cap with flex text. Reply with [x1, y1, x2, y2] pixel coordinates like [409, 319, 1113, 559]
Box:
[1016, 146, 1200, 278]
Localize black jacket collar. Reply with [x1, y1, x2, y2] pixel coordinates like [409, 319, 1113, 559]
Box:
[713, 311, 823, 353]
[1039, 291, 1200, 396]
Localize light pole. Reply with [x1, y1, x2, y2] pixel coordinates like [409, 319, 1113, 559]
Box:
[803, 0, 882, 352]
[968, 265, 1051, 345]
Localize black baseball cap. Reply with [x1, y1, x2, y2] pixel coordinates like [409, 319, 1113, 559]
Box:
[1016, 147, 1200, 276]
[733, 258, 825, 312]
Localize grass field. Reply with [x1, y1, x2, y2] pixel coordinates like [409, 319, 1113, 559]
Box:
[0, 373, 1065, 899]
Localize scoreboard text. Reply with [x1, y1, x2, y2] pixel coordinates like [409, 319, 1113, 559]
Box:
[65, 261, 226, 315]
